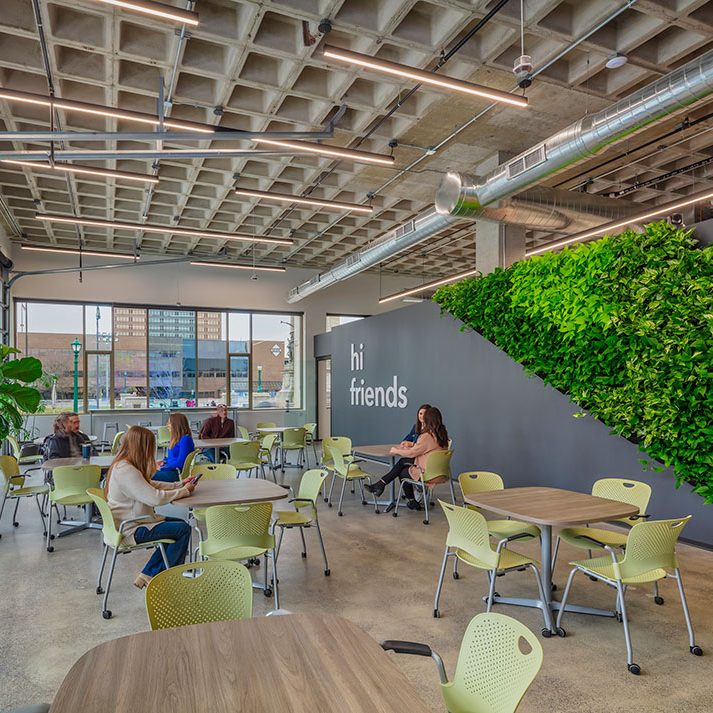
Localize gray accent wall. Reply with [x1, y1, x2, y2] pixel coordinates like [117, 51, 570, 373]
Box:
[322, 301, 712, 548]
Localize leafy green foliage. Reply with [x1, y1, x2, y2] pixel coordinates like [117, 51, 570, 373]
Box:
[434, 221, 713, 502]
[0, 344, 43, 442]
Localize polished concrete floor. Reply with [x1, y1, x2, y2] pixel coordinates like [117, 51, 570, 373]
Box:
[1, 459, 711, 712]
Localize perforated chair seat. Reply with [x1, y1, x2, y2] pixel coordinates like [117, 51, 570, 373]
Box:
[456, 546, 534, 572]
[559, 526, 627, 550]
[200, 542, 269, 561]
[275, 510, 312, 527]
[485, 520, 540, 541]
[342, 463, 369, 479]
[569, 555, 667, 585]
[8, 484, 48, 497]
[229, 460, 260, 471]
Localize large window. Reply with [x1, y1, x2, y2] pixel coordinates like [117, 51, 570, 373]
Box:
[14, 300, 302, 412]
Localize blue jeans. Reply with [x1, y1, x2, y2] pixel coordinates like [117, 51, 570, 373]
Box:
[134, 516, 191, 577]
[202, 448, 229, 463]
[153, 467, 180, 482]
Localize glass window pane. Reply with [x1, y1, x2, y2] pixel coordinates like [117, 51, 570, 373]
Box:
[114, 307, 147, 409]
[251, 314, 301, 409]
[228, 312, 250, 352]
[326, 314, 365, 332]
[229, 355, 249, 409]
[15, 301, 84, 412]
[86, 352, 111, 410]
[85, 304, 113, 347]
[197, 312, 227, 407]
[148, 308, 196, 409]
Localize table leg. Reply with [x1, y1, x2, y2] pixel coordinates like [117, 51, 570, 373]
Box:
[540, 524, 553, 608]
[214, 447, 220, 463]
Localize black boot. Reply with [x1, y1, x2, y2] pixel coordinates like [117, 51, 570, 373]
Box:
[365, 480, 385, 496]
[407, 499, 422, 511]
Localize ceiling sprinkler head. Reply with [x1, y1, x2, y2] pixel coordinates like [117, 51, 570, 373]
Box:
[606, 53, 628, 69]
[318, 18, 332, 34]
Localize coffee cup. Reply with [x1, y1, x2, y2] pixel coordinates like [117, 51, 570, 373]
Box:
[81, 443, 92, 461]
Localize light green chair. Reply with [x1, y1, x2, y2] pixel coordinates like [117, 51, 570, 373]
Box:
[280, 427, 306, 469]
[325, 444, 376, 516]
[226, 441, 262, 478]
[189, 463, 236, 550]
[435, 501, 555, 634]
[199, 502, 279, 610]
[87, 488, 172, 620]
[0, 455, 48, 537]
[7, 435, 43, 472]
[237, 425, 250, 441]
[303, 422, 318, 466]
[321, 436, 355, 502]
[256, 422, 276, 430]
[381, 612, 543, 713]
[552, 478, 652, 571]
[393, 449, 454, 525]
[258, 433, 279, 482]
[46, 465, 102, 553]
[179, 449, 200, 481]
[110, 431, 125, 455]
[156, 425, 171, 450]
[145, 560, 253, 630]
[274, 468, 330, 576]
[556, 516, 702, 674]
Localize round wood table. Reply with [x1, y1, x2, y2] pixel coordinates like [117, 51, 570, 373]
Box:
[193, 437, 248, 463]
[173, 478, 288, 508]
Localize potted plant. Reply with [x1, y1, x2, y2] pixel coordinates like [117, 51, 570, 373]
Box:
[0, 345, 43, 444]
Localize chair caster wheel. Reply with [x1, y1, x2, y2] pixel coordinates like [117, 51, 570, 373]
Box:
[392, 512, 398, 518]
[96, 587, 104, 595]
[43, 531, 47, 537]
[362, 501, 367, 506]
[589, 576, 597, 582]
[627, 663, 641, 675]
[690, 646, 703, 656]
[551, 583, 558, 592]
[374, 509, 380, 514]
[541, 628, 553, 638]
[433, 609, 440, 618]
[13, 521, 18, 527]
[453, 571, 460, 580]
[422, 520, 429, 525]
[46, 546, 54, 553]
[327, 503, 332, 507]
[616, 612, 623, 623]
[263, 588, 273, 597]
[324, 569, 330, 576]
[556, 627, 566, 637]
[102, 610, 112, 620]
[338, 512, 343, 517]
[654, 596, 664, 605]
[301, 552, 307, 559]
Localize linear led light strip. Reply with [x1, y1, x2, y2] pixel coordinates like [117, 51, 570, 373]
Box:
[190, 261, 286, 273]
[252, 138, 395, 166]
[323, 46, 528, 108]
[1, 159, 158, 184]
[22, 245, 138, 260]
[0, 88, 213, 133]
[526, 187, 713, 256]
[235, 188, 373, 213]
[35, 214, 293, 246]
[379, 268, 479, 304]
[92, 0, 199, 25]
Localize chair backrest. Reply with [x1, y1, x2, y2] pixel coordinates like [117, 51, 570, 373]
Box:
[282, 427, 305, 448]
[303, 422, 317, 437]
[459, 471, 504, 496]
[145, 560, 253, 630]
[180, 449, 200, 480]
[256, 422, 276, 429]
[440, 501, 499, 570]
[0, 454, 23, 490]
[326, 445, 350, 477]
[296, 469, 329, 509]
[422, 449, 453, 483]
[52, 465, 102, 502]
[618, 516, 691, 580]
[86, 487, 122, 547]
[111, 431, 125, 455]
[156, 425, 171, 446]
[6, 435, 21, 460]
[237, 425, 250, 440]
[228, 441, 260, 464]
[591, 478, 652, 525]
[321, 436, 351, 465]
[442, 612, 543, 713]
[259, 432, 278, 451]
[203, 502, 274, 551]
[191, 463, 236, 480]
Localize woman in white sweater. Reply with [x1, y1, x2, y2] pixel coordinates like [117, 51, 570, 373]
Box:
[105, 426, 194, 589]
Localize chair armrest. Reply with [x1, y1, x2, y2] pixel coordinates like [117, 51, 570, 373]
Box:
[380, 641, 448, 684]
[495, 531, 532, 553]
[577, 534, 610, 548]
[288, 498, 315, 506]
[628, 513, 651, 520]
[118, 515, 153, 534]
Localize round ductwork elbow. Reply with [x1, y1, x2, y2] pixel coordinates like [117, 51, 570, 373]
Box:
[435, 172, 484, 217]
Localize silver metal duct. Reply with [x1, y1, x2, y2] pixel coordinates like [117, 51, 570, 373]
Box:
[286, 210, 454, 303]
[437, 48, 713, 216]
[288, 48, 713, 303]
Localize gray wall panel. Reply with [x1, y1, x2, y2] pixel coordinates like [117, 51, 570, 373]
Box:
[324, 301, 712, 548]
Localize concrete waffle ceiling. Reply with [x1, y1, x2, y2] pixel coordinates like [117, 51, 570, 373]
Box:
[0, 0, 712, 279]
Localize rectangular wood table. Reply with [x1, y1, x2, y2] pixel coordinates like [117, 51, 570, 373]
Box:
[463, 486, 639, 621]
[352, 444, 400, 512]
[48, 613, 432, 713]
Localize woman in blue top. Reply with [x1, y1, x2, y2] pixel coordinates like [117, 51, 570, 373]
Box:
[153, 413, 194, 482]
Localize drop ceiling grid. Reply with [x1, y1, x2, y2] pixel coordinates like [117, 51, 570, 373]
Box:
[0, 0, 711, 271]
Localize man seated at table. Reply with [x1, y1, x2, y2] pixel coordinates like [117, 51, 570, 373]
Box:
[199, 404, 234, 462]
[43, 412, 92, 460]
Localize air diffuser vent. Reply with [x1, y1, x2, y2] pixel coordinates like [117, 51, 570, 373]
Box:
[508, 144, 547, 178]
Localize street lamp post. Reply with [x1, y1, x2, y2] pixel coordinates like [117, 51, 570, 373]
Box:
[71, 338, 81, 413]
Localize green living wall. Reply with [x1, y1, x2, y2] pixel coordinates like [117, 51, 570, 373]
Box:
[434, 221, 713, 502]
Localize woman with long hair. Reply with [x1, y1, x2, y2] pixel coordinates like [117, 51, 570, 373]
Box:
[105, 426, 194, 589]
[365, 406, 449, 511]
[400, 403, 430, 446]
[153, 412, 195, 482]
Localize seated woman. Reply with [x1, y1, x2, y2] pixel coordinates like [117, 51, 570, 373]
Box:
[400, 403, 430, 447]
[153, 413, 195, 482]
[366, 406, 449, 511]
[105, 426, 194, 589]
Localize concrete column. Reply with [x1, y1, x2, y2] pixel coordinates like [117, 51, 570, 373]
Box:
[475, 220, 526, 275]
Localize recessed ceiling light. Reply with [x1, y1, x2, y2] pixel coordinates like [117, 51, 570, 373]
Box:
[606, 53, 628, 70]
